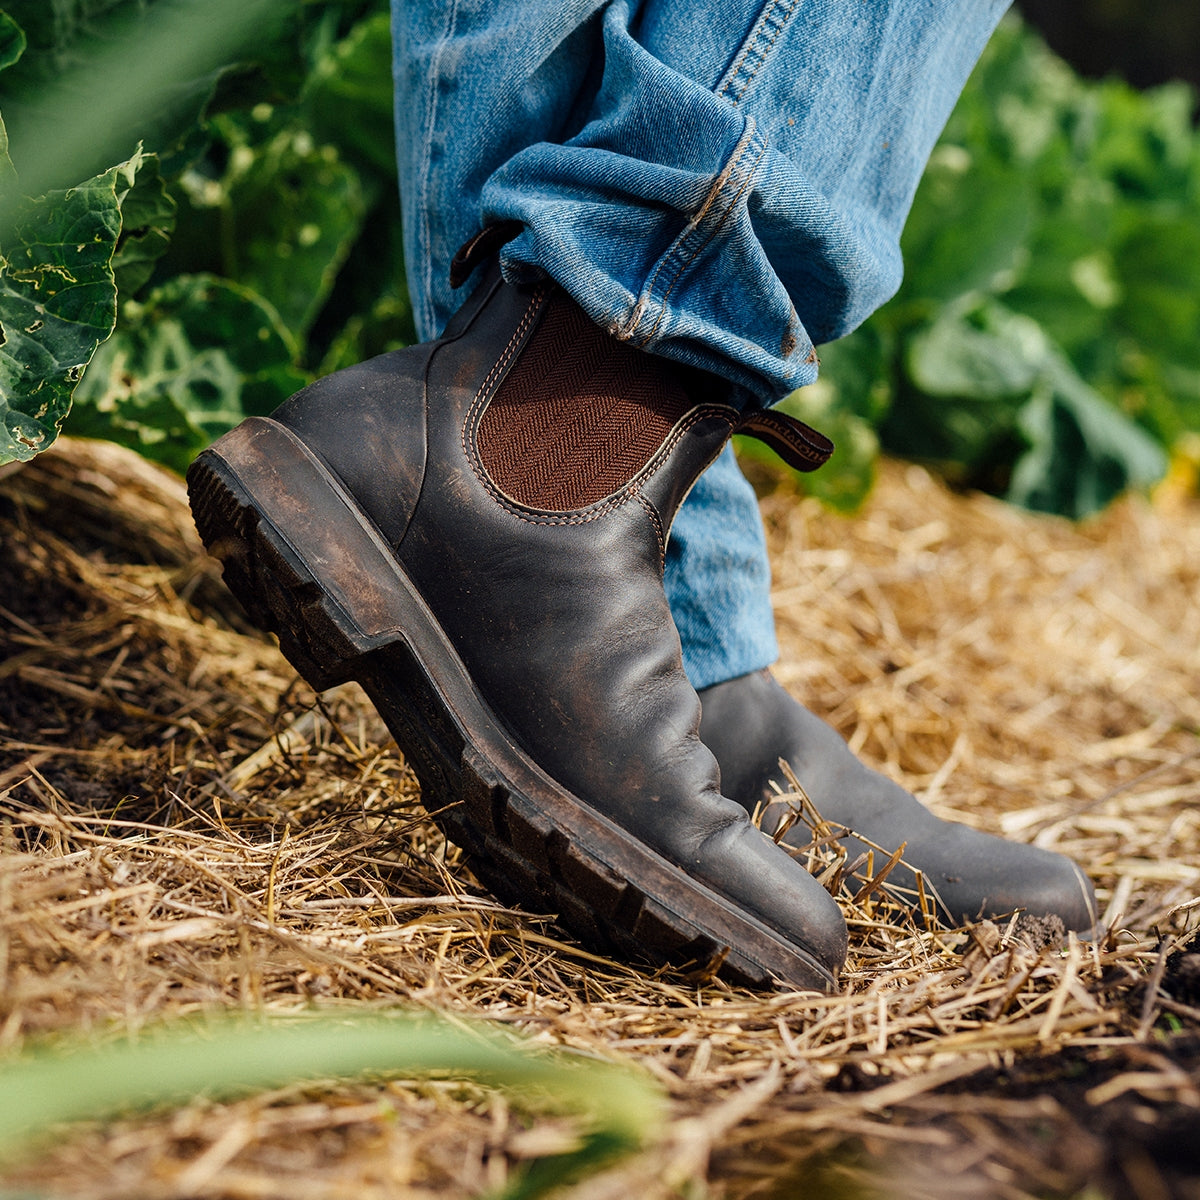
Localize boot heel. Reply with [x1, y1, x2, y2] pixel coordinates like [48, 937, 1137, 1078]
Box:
[187, 417, 407, 691]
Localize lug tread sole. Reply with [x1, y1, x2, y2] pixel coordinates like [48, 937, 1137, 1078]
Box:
[187, 417, 836, 992]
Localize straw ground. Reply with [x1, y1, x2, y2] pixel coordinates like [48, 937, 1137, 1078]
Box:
[2, 438, 1199, 1199]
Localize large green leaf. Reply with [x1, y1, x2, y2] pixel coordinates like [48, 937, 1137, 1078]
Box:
[0, 1011, 666, 1199]
[0, 147, 145, 463]
[883, 297, 1166, 513]
[1112, 211, 1200, 371]
[899, 154, 1036, 305]
[0, 106, 15, 196]
[1001, 225, 1120, 367]
[111, 153, 177, 295]
[883, 301, 1039, 480]
[0, 0, 287, 193]
[1009, 355, 1168, 517]
[908, 301, 1046, 402]
[68, 273, 306, 472]
[0, 10, 26, 73]
[219, 126, 369, 337]
[302, 11, 397, 178]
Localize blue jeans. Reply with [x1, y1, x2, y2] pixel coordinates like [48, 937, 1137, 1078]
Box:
[392, 0, 1008, 688]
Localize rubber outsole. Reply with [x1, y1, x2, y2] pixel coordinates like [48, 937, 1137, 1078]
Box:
[187, 417, 838, 992]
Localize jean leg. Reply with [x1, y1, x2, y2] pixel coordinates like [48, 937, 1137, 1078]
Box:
[392, 0, 609, 340]
[665, 445, 779, 689]
[395, 0, 1009, 394]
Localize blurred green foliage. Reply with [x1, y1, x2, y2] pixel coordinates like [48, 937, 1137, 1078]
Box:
[0, 1011, 666, 1200]
[0, 0, 410, 469]
[0, 6, 1196, 516]
[774, 20, 1197, 516]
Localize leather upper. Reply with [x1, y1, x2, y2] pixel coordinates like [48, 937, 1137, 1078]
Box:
[272, 269, 849, 969]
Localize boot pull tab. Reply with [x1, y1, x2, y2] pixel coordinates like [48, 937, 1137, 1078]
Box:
[449, 221, 526, 288]
[733, 407, 834, 473]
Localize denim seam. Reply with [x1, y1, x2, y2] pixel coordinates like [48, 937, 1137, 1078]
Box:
[622, 124, 768, 353]
[716, 0, 803, 106]
[416, 0, 461, 338]
[614, 119, 760, 345]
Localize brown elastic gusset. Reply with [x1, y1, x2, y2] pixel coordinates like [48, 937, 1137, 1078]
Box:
[477, 292, 695, 512]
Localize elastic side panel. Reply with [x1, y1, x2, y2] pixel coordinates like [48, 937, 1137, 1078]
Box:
[477, 295, 694, 511]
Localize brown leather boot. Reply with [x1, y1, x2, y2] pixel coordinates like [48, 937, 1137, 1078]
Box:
[698, 670, 1098, 934]
[187, 262, 849, 990]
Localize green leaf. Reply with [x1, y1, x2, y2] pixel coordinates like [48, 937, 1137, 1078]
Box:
[811, 322, 894, 425]
[302, 11, 397, 178]
[0, 111, 16, 197]
[0, 1011, 666, 1199]
[111, 152, 177, 294]
[881, 300, 1041, 485]
[0, 152, 143, 463]
[222, 127, 368, 337]
[0, 0, 287, 200]
[311, 196, 415, 372]
[0, 9, 26, 73]
[1113, 211, 1200, 371]
[908, 301, 1047, 402]
[899, 153, 1036, 305]
[1002, 226, 1121, 365]
[1086, 80, 1197, 205]
[1008, 356, 1167, 517]
[885, 296, 1167, 510]
[68, 273, 305, 472]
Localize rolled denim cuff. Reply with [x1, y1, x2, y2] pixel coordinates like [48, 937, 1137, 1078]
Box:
[482, 5, 830, 407]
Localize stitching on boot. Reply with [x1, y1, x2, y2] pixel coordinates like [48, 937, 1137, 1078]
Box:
[480, 298, 689, 509]
[634, 492, 666, 571]
[465, 287, 546, 434]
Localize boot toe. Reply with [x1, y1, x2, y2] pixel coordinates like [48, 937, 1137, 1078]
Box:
[693, 815, 849, 982]
[919, 830, 1098, 935]
[699, 670, 1100, 938]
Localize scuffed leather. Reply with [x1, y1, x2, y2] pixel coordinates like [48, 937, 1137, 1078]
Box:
[270, 268, 849, 971]
[274, 346, 433, 554]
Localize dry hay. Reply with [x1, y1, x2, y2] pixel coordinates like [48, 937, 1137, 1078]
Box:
[1, 439, 1199, 1200]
